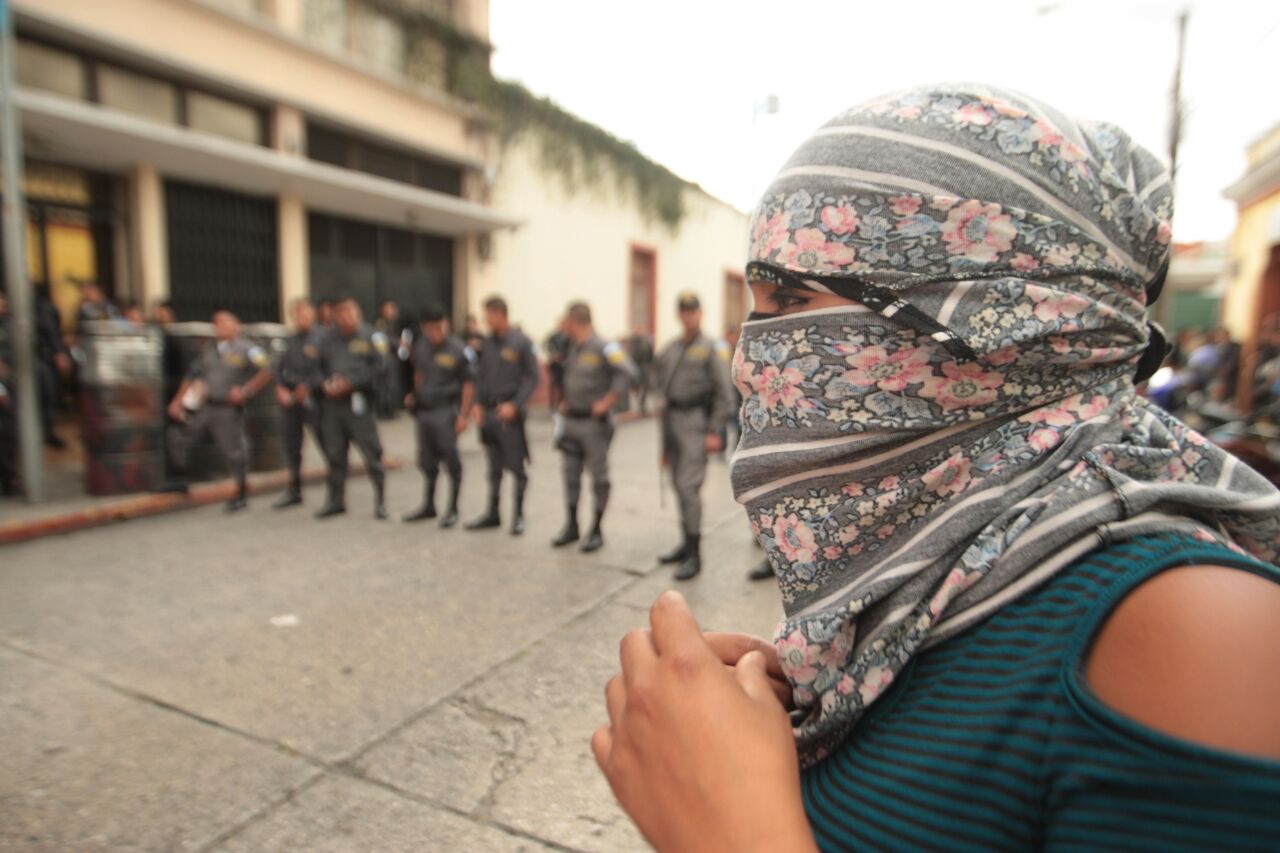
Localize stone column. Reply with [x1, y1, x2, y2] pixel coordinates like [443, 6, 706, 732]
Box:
[278, 194, 308, 316]
[273, 104, 308, 319]
[129, 163, 168, 308]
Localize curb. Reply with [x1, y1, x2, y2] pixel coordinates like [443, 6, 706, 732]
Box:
[0, 459, 403, 547]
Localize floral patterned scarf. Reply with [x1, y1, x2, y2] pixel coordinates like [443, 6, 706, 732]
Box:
[731, 84, 1280, 765]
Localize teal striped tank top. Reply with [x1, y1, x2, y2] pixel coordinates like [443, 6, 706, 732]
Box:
[802, 534, 1280, 851]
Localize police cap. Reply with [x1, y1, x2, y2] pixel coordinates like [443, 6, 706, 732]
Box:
[418, 303, 446, 324]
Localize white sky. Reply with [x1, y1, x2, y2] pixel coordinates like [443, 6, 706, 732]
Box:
[490, 0, 1280, 242]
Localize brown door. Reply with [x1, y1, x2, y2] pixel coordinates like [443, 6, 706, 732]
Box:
[629, 245, 656, 338]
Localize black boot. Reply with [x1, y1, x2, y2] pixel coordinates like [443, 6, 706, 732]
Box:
[551, 506, 580, 547]
[466, 492, 502, 530]
[659, 536, 690, 564]
[315, 485, 346, 519]
[273, 479, 303, 509]
[225, 476, 248, 513]
[748, 558, 775, 581]
[674, 535, 702, 580]
[579, 511, 604, 553]
[510, 481, 526, 536]
[404, 477, 438, 522]
[440, 477, 460, 528]
[373, 480, 388, 520]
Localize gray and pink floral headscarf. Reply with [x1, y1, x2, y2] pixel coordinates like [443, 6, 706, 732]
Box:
[731, 84, 1280, 764]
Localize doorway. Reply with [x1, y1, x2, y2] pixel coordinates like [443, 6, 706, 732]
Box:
[628, 245, 656, 338]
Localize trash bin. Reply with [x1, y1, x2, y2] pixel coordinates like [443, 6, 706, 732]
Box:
[78, 321, 165, 495]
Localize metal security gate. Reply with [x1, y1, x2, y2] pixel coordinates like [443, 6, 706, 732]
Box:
[308, 212, 453, 322]
[165, 180, 279, 323]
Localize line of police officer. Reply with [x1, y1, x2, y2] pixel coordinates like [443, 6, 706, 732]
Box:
[159, 290, 758, 583]
[163, 296, 391, 517]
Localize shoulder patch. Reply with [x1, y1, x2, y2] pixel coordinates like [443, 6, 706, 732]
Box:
[370, 332, 390, 354]
[248, 346, 269, 367]
[715, 340, 732, 361]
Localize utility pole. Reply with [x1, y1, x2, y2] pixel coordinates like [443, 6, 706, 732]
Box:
[1168, 8, 1189, 182]
[0, 0, 44, 501]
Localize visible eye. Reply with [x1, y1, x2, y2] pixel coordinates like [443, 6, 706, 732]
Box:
[772, 289, 811, 313]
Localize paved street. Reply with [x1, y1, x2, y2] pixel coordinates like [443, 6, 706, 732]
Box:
[0, 415, 782, 852]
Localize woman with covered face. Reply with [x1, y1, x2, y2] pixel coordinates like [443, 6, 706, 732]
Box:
[593, 85, 1280, 851]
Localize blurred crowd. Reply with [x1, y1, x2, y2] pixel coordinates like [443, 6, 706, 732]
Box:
[1142, 321, 1280, 482]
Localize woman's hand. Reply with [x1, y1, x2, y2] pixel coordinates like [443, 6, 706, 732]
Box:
[704, 631, 793, 709]
[593, 591, 816, 853]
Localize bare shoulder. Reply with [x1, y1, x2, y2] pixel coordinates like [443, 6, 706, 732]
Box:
[1084, 564, 1280, 760]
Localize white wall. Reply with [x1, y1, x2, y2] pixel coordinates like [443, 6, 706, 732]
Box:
[472, 136, 749, 349]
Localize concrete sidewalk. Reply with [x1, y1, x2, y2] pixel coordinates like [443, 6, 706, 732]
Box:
[0, 419, 414, 546]
[0, 414, 777, 852]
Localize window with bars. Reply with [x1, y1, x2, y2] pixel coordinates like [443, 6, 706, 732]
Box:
[307, 212, 453, 323]
[165, 181, 279, 323]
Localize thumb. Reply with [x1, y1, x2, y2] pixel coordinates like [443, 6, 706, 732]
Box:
[734, 650, 777, 705]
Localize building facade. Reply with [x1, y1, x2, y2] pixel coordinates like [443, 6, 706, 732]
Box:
[473, 133, 748, 348]
[1222, 122, 1280, 409]
[8, 0, 749, 350]
[1158, 241, 1227, 339]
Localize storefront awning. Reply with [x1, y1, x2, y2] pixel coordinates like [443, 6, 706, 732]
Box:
[15, 88, 521, 236]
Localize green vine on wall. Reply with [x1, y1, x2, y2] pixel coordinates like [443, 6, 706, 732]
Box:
[366, 0, 690, 229]
[484, 79, 688, 230]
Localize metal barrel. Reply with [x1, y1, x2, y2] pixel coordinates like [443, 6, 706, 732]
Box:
[163, 322, 225, 481]
[242, 322, 288, 472]
[78, 321, 165, 496]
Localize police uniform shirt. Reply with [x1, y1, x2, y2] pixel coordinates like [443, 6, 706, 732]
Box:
[563, 333, 633, 413]
[411, 334, 474, 408]
[655, 332, 734, 431]
[475, 328, 539, 408]
[319, 324, 389, 394]
[278, 326, 327, 391]
[188, 337, 270, 404]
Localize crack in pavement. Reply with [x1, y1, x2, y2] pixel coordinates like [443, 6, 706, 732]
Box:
[449, 697, 534, 823]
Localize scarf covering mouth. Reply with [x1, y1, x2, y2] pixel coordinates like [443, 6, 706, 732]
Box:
[732, 83, 1280, 765]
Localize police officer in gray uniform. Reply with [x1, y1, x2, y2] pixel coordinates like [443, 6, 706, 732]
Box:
[466, 295, 539, 535]
[273, 298, 328, 509]
[404, 304, 475, 528]
[551, 301, 635, 553]
[165, 310, 273, 511]
[315, 297, 389, 520]
[654, 292, 734, 580]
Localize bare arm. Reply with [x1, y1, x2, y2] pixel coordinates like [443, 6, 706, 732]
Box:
[1085, 564, 1280, 760]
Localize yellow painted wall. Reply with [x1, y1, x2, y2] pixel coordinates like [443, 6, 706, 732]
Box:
[1222, 188, 1280, 340]
[21, 0, 485, 167]
[471, 136, 749, 349]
